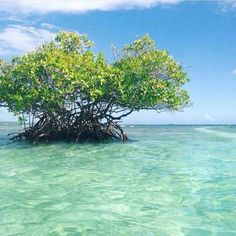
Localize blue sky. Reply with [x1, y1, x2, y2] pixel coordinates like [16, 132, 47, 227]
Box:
[0, 0, 236, 124]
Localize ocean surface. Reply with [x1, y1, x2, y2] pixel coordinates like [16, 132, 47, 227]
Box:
[0, 123, 236, 235]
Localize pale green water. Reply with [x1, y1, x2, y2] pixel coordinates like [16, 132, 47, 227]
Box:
[0, 123, 236, 235]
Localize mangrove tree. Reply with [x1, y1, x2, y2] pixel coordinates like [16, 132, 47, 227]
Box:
[0, 32, 190, 143]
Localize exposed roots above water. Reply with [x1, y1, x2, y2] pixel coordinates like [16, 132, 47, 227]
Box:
[10, 116, 128, 144]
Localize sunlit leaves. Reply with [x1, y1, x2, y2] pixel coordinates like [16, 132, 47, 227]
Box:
[0, 32, 190, 121]
[114, 36, 190, 110]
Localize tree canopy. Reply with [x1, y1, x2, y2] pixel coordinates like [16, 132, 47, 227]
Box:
[0, 32, 190, 143]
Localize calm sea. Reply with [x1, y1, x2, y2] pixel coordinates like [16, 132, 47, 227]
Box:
[0, 123, 236, 235]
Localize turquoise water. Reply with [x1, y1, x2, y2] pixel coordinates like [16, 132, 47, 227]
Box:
[0, 123, 236, 235]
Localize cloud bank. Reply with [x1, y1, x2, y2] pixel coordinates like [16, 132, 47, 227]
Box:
[0, 0, 235, 14]
[0, 0, 181, 13]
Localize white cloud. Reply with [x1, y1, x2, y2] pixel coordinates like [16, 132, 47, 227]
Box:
[0, 24, 56, 56]
[0, 0, 235, 14]
[232, 69, 236, 75]
[0, 0, 181, 14]
[204, 114, 214, 122]
[41, 23, 58, 30]
[219, 0, 236, 11]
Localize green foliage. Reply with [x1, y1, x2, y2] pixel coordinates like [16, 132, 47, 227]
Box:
[114, 34, 190, 111]
[0, 31, 190, 122]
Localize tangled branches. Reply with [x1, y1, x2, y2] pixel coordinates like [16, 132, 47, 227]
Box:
[10, 101, 130, 143]
[1, 32, 190, 144]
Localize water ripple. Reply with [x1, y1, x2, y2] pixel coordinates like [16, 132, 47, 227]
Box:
[0, 124, 236, 235]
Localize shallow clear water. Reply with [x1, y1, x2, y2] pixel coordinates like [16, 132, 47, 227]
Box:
[0, 123, 236, 235]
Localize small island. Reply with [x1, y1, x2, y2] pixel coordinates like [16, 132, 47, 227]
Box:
[0, 32, 189, 143]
